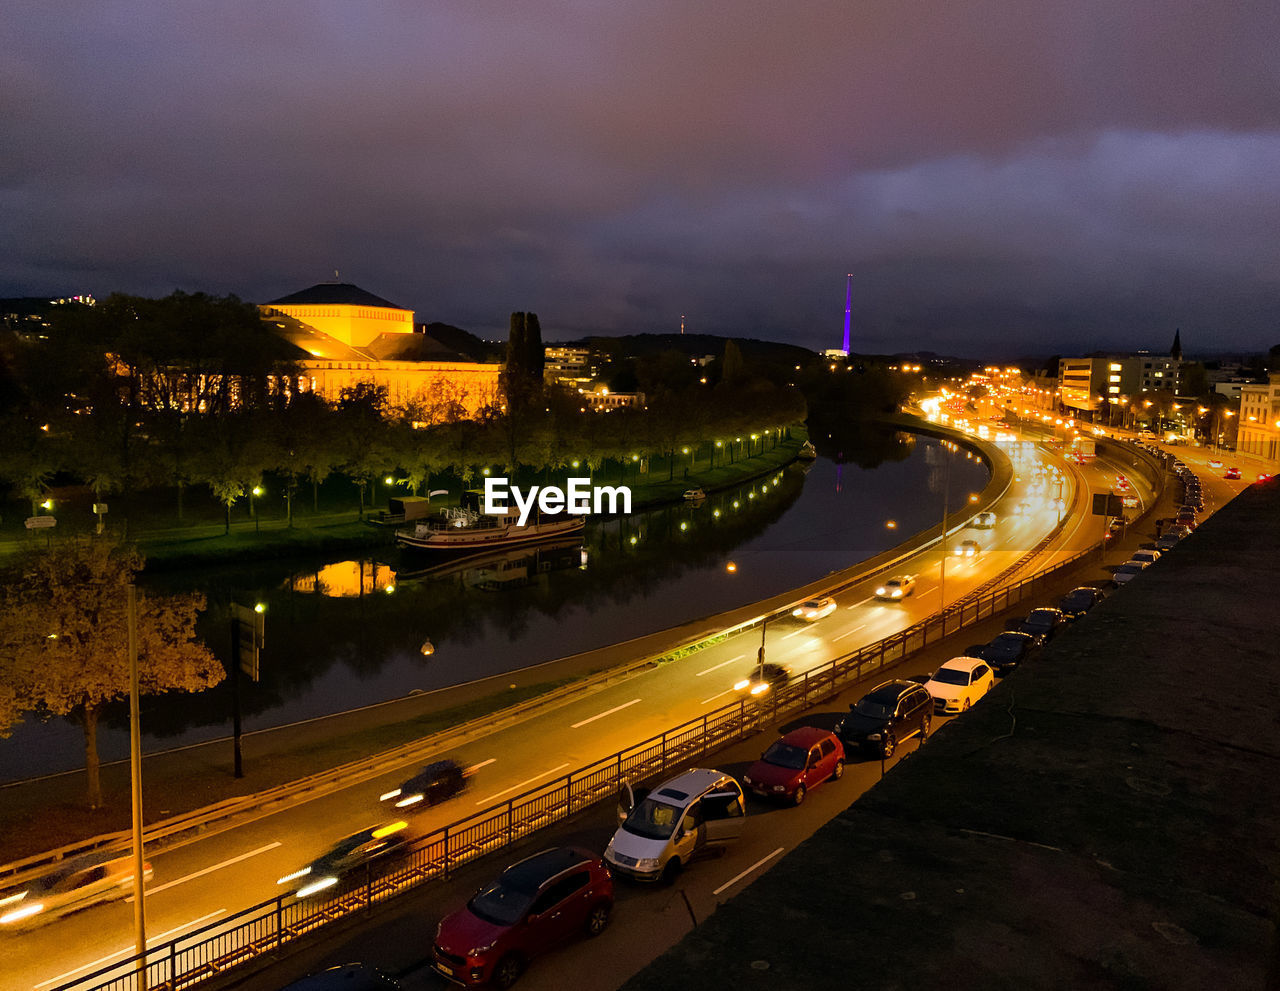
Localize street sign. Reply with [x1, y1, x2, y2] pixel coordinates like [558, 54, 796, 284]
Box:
[93, 503, 109, 515]
[1091, 493, 1124, 517]
[24, 516, 56, 529]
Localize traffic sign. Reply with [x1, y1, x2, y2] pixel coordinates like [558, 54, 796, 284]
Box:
[24, 516, 56, 529]
[1091, 493, 1123, 517]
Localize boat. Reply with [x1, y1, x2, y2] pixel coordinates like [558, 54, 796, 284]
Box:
[395, 491, 584, 552]
[682, 488, 707, 501]
[797, 441, 818, 460]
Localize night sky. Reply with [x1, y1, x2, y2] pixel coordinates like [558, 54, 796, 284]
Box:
[3, 1, 1278, 355]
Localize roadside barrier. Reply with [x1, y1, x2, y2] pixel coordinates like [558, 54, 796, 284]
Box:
[52, 528, 1117, 991]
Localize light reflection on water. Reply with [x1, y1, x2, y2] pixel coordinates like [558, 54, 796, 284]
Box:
[0, 438, 988, 779]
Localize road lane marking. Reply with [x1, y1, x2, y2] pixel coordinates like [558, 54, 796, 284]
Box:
[700, 689, 734, 706]
[466, 758, 497, 774]
[476, 763, 570, 805]
[845, 596, 872, 610]
[780, 629, 804, 641]
[571, 698, 641, 729]
[713, 847, 785, 896]
[694, 654, 746, 677]
[132, 842, 281, 898]
[36, 910, 227, 988]
[831, 624, 866, 643]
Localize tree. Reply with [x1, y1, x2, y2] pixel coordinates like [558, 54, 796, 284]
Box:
[0, 537, 222, 808]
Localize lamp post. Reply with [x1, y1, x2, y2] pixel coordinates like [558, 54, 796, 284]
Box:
[127, 585, 147, 990]
[938, 443, 951, 614]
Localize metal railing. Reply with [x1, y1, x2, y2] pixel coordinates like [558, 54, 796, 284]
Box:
[53, 530, 1112, 991]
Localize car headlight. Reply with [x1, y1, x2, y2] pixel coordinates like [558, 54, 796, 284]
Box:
[379, 788, 402, 802]
[892, 589, 902, 597]
[395, 792, 425, 808]
[468, 941, 498, 956]
[1, 901, 44, 925]
[750, 683, 770, 695]
[277, 866, 312, 885]
[633, 857, 661, 871]
[875, 587, 886, 596]
[792, 608, 804, 617]
[733, 679, 750, 691]
[295, 876, 339, 899]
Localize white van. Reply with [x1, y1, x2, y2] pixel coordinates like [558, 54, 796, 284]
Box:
[604, 768, 745, 882]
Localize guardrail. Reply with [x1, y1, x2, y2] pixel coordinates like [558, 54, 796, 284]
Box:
[54, 529, 1113, 991]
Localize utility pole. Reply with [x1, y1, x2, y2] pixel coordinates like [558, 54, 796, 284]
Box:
[127, 584, 147, 989]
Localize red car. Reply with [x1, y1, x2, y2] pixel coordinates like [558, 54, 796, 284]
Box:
[742, 726, 844, 806]
[433, 847, 613, 988]
[1225, 467, 1241, 479]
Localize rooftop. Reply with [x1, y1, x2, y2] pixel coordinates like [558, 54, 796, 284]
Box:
[265, 282, 405, 310]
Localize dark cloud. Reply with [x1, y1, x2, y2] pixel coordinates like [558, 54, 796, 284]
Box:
[2, 0, 1278, 355]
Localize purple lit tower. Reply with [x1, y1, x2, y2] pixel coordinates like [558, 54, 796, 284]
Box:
[842, 273, 852, 353]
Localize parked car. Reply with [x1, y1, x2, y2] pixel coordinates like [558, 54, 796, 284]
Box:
[923, 657, 996, 715]
[605, 769, 745, 882]
[1018, 607, 1067, 645]
[432, 847, 613, 988]
[954, 539, 981, 557]
[792, 597, 836, 621]
[835, 681, 932, 757]
[1111, 562, 1146, 585]
[276, 822, 410, 899]
[743, 726, 844, 805]
[280, 965, 401, 991]
[733, 661, 791, 696]
[1175, 513, 1197, 530]
[1225, 467, 1241, 479]
[874, 575, 917, 600]
[0, 854, 153, 931]
[380, 759, 467, 811]
[1130, 549, 1161, 566]
[1154, 532, 1182, 552]
[975, 631, 1038, 675]
[1058, 586, 1104, 619]
[970, 511, 998, 529]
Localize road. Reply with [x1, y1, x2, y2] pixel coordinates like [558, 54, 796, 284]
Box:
[2, 435, 1156, 991]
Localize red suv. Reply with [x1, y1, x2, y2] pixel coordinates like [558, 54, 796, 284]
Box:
[433, 846, 613, 988]
[742, 726, 844, 805]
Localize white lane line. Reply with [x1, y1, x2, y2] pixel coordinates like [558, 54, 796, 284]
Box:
[571, 698, 641, 729]
[831, 624, 866, 643]
[700, 689, 734, 706]
[695, 653, 746, 677]
[36, 910, 227, 989]
[467, 758, 497, 774]
[780, 629, 804, 641]
[713, 847, 785, 896]
[476, 763, 570, 805]
[132, 842, 281, 898]
[845, 596, 872, 610]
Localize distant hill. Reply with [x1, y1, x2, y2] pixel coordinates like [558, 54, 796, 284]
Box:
[418, 322, 502, 362]
[568, 332, 816, 368]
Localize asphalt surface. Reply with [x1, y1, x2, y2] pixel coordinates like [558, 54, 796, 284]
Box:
[1, 432, 1154, 991]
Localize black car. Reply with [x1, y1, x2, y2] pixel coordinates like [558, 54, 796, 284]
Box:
[1018, 607, 1067, 645]
[1057, 586, 1105, 620]
[835, 680, 932, 758]
[276, 822, 411, 900]
[974, 631, 1038, 675]
[280, 965, 401, 991]
[380, 759, 467, 811]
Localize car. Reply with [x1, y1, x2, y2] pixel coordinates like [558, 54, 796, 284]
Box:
[733, 661, 791, 696]
[923, 657, 996, 715]
[1105, 519, 1125, 540]
[276, 821, 410, 899]
[975, 631, 1038, 675]
[433, 847, 614, 988]
[379, 758, 467, 811]
[0, 854, 153, 931]
[1208, 459, 1223, 469]
[970, 511, 997, 529]
[280, 965, 402, 991]
[1175, 513, 1197, 530]
[1111, 562, 1146, 585]
[1154, 532, 1182, 552]
[835, 681, 932, 757]
[1259, 473, 1273, 483]
[1011, 501, 1032, 517]
[1018, 607, 1067, 645]
[1165, 524, 1192, 539]
[1222, 466, 1241, 479]
[874, 575, 916, 600]
[742, 726, 844, 804]
[792, 597, 836, 621]
[606, 768, 745, 882]
[1130, 549, 1161, 566]
[954, 539, 981, 557]
[1058, 586, 1105, 619]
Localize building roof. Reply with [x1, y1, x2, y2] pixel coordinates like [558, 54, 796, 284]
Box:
[266, 283, 405, 310]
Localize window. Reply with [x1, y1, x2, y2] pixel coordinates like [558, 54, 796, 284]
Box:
[702, 789, 744, 820]
[531, 872, 590, 915]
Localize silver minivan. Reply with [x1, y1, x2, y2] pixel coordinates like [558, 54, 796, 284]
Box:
[604, 768, 745, 882]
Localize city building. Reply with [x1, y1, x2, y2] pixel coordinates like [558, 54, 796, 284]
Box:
[543, 346, 597, 389]
[582, 385, 645, 411]
[260, 282, 501, 421]
[1237, 373, 1280, 462]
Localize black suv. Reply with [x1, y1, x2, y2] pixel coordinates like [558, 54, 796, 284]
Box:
[972, 631, 1038, 676]
[1058, 586, 1105, 620]
[380, 758, 467, 811]
[835, 680, 932, 758]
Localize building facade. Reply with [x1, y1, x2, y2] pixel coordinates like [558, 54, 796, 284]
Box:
[1237, 373, 1280, 462]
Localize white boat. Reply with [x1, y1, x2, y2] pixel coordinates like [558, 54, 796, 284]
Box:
[683, 488, 707, 501]
[396, 493, 584, 552]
